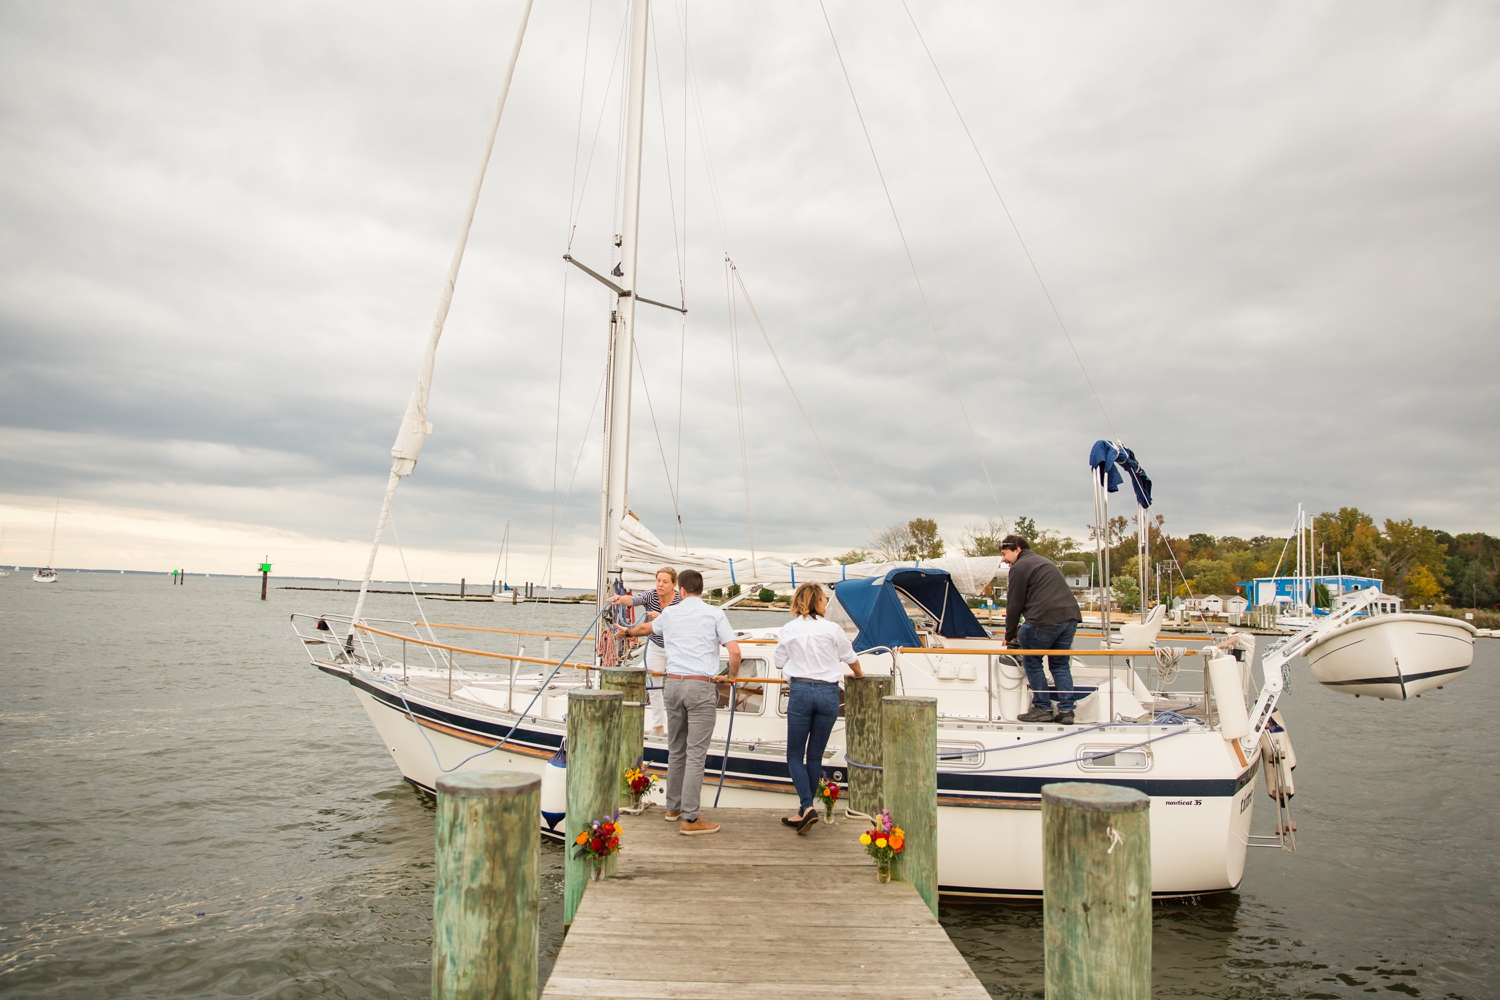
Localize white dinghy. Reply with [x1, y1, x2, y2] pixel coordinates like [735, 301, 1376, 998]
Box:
[1301, 596, 1476, 700]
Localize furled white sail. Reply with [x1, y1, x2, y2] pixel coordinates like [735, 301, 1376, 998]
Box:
[617, 513, 1005, 596]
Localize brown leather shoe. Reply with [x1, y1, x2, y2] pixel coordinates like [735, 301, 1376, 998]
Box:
[664, 811, 682, 822]
[679, 818, 720, 836]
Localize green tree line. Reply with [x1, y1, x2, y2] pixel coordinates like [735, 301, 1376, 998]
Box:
[840, 508, 1500, 609]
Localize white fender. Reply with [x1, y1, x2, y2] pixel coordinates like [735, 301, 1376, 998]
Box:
[540, 746, 567, 830]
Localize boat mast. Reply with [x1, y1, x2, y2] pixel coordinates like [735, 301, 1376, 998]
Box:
[47, 500, 59, 568]
[597, 0, 651, 619]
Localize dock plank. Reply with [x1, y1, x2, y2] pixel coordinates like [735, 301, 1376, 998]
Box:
[542, 808, 989, 1000]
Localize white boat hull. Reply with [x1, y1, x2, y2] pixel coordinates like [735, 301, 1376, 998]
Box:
[334, 661, 1258, 899]
[1303, 613, 1476, 699]
[32, 569, 57, 583]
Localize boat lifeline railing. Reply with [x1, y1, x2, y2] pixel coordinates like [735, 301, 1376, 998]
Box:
[291, 613, 450, 674]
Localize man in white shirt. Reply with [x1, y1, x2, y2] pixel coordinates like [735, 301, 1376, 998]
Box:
[774, 583, 864, 831]
[616, 569, 740, 835]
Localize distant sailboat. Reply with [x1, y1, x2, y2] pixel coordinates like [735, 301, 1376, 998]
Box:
[32, 502, 59, 584]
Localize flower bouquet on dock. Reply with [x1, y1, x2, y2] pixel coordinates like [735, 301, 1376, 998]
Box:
[574, 813, 621, 881]
[859, 809, 905, 884]
[622, 761, 657, 813]
[816, 771, 841, 824]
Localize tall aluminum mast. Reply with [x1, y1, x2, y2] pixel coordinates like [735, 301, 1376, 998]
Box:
[597, 0, 651, 617]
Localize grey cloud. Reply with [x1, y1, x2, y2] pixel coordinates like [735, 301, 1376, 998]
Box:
[2, 1, 1497, 579]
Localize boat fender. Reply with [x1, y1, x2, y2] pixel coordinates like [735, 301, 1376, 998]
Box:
[1207, 650, 1250, 740]
[540, 745, 567, 830]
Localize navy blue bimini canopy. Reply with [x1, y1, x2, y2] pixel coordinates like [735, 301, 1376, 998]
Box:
[832, 568, 989, 653]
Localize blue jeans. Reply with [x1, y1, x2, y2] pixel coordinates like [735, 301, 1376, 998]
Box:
[785, 680, 840, 813]
[1020, 620, 1080, 711]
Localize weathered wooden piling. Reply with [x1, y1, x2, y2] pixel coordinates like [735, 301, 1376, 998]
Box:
[564, 689, 623, 922]
[845, 674, 894, 818]
[600, 665, 646, 789]
[1041, 782, 1151, 1000]
[882, 694, 939, 916]
[432, 771, 540, 1000]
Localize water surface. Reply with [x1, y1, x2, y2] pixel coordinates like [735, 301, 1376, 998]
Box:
[1, 573, 1493, 997]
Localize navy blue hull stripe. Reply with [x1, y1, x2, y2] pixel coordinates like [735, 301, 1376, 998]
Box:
[1321, 664, 1468, 687]
[348, 672, 1257, 800]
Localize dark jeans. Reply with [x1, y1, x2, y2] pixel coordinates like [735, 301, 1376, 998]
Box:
[785, 680, 840, 813]
[1020, 619, 1080, 711]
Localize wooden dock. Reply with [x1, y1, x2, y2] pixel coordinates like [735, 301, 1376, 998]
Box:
[542, 807, 990, 1000]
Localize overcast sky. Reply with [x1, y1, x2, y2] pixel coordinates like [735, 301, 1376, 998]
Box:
[1, 1, 1497, 584]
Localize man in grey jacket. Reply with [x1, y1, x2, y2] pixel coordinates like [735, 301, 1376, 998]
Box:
[1001, 534, 1083, 725]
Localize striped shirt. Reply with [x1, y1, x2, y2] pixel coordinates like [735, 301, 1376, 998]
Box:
[630, 588, 682, 647]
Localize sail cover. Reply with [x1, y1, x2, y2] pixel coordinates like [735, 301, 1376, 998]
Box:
[617, 514, 1004, 596]
[833, 568, 991, 652]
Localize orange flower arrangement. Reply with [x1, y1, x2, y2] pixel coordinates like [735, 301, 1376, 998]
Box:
[574, 813, 622, 864]
[859, 808, 905, 866]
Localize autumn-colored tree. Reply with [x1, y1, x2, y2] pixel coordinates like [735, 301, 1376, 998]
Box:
[1379, 518, 1450, 594]
[1185, 558, 1237, 596]
[1404, 565, 1443, 606]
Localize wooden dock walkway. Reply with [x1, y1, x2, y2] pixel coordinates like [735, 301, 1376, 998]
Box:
[542, 807, 990, 1000]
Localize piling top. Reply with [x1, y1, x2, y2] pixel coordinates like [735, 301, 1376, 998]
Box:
[882, 695, 938, 707]
[1041, 781, 1150, 813]
[435, 770, 540, 799]
[600, 666, 646, 676]
[568, 688, 625, 702]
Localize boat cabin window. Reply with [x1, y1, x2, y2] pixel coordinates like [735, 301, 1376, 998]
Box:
[719, 657, 766, 715]
[1077, 745, 1151, 770]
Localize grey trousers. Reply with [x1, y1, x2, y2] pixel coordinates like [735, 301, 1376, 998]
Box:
[664, 677, 719, 821]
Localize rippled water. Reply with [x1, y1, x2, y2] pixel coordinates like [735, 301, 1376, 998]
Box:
[1, 573, 1494, 998]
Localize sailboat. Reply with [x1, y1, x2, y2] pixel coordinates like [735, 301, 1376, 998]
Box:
[291, 3, 1473, 898]
[32, 502, 59, 583]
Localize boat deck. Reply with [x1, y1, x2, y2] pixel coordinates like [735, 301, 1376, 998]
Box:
[541, 807, 990, 1000]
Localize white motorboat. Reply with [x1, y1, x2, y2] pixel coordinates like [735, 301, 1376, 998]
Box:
[1303, 608, 1476, 700]
[290, 2, 1470, 900]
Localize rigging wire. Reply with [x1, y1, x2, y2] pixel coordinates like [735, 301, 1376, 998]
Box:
[896, 0, 1119, 443]
[817, 0, 1005, 526]
[539, 356, 611, 593]
[547, 0, 599, 606]
[386, 509, 435, 644]
[675, 0, 688, 551]
[727, 261, 879, 543]
[724, 256, 758, 577]
[676, 9, 874, 547]
[632, 339, 687, 549]
[649, 4, 690, 548]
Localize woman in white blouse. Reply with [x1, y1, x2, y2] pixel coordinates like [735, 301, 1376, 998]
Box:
[775, 583, 863, 832]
